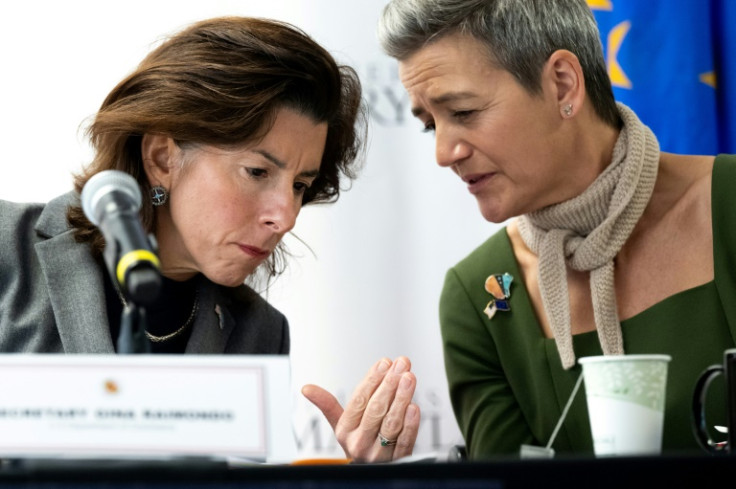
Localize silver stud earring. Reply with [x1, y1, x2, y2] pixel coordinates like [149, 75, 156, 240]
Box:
[562, 104, 573, 117]
[151, 186, 169, 206]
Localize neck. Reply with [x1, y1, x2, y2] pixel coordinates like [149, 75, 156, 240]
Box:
[560, 109, 621, 203]
[152, 208, 199, 282]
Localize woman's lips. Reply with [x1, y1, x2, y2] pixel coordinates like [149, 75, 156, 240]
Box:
[463, 172, 496, 194]
[238, 244, 269, 258]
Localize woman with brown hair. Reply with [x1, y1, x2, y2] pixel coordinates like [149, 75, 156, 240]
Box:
[0, 16, 418, 462]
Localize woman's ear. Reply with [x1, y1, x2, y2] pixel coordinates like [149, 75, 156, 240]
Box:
[141, 134, 177, 187]
[543, 49, 586, 118]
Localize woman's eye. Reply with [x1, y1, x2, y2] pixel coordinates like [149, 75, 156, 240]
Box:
[293, 182, 309, 193]
[422, 121, 436, 134]
[246, 167, 268, 178]
[453, 110, 475, 120]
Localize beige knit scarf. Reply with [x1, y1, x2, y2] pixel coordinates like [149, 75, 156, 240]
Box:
[517, 103, 660, 369]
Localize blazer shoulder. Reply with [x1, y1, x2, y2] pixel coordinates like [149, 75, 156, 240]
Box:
[226, 284, 286, 320]
[219, 283, 290, 354]
[0, 192, 76, 243]
[452, 226, 513, 279]
[0, 199, 45, 250]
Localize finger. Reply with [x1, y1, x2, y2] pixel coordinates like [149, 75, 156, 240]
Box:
[359, 357, 412, 433]
[301, 384, 344, 431]
[337, 357, 393, 432]
[392, 403, 420, 460]
[377, 371, 417, 443]
[345, 357, 415, 463]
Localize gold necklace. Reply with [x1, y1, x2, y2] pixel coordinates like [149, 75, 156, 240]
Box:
[115, 287, 199, 343]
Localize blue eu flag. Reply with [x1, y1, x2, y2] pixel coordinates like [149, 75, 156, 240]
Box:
[589, 0, 735, 155]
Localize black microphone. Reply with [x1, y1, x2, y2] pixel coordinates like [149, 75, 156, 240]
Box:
[81, 170, 162, 306]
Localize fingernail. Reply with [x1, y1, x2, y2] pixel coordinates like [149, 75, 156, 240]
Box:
[377, 359, 391, 373]
[400, 374, 413, 390]
[393, 358, 408, 373]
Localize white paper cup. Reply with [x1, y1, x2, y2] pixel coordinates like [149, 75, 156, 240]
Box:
[579, 354, 671, 456]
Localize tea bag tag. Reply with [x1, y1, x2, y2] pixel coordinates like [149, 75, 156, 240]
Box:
[519, 373, 584, 459]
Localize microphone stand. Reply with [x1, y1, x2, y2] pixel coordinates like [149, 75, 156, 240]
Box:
[118, 302, 151, 354]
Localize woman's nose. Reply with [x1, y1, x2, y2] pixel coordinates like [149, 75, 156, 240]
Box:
[261, 189, 298, 234]
[435, 128, 471, 168]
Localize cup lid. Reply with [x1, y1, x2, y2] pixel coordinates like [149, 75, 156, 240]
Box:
[578, 354, 671, 364]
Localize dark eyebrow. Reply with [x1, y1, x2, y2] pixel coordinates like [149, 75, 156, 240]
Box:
[411, 91, 477, 117]
[254, 149, 320, 178]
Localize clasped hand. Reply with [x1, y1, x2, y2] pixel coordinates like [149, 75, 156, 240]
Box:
[302, 356, 420, 463]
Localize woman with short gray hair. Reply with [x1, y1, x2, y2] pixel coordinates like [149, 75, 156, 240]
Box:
[379, 0, 734, 458]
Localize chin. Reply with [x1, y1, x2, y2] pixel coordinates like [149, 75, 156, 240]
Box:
[222, 278, 248, 288]
[478, 203, 511, 224]
[206, 269, 254, 288]
[474, 192, 507, 223]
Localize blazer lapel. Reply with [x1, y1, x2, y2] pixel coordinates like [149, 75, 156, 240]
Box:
[186, 279, 236, 353]
[34, 193, 115, 353]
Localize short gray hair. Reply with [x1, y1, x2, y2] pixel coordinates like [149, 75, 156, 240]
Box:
[378, 0, 620, 128]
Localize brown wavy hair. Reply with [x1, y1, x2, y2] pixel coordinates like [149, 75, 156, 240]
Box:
[68, 16, 366, 278]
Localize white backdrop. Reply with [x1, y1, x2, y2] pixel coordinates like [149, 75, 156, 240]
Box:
[0, 0, 501, 458]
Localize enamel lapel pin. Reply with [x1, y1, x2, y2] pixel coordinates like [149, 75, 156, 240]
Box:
[483, 273, 513, 320]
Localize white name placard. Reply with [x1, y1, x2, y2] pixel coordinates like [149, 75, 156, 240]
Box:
[0, 354, 296, 462]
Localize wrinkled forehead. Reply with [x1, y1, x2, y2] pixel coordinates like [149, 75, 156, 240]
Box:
[398, 34, 500, 114]
[398, 32, 497, 83]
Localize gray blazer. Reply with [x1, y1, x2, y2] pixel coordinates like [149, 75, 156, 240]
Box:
[0, 192, 289, 354]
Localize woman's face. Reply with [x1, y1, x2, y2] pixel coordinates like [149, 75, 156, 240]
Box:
[399, 33, 577, 223]
[151, 108, 327, 286]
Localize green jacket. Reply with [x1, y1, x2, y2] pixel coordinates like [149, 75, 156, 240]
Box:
[440, 154, 736, 459]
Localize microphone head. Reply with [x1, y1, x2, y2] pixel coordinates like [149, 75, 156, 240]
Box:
[81, 170, 142, 226]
